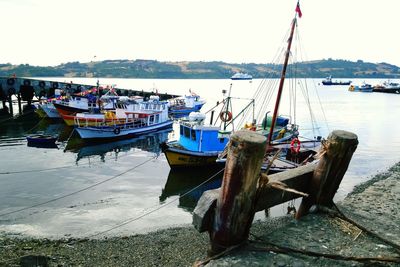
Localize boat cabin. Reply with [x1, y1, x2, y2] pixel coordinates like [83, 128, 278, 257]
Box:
[179, 124, 229, 153]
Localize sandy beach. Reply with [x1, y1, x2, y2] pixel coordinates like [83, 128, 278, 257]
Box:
[1, 163, 399, 266]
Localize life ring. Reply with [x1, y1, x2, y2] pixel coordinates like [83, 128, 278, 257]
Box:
[7, 78, 15, 86]
[219, 111, 232, 122]
[39, 81, 46, 88]
[113, 127, 121, 135]
[290, 138, 301, 153]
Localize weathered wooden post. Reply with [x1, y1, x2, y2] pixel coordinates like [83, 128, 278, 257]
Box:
[210, 130, 266, 254]
[296, 130, 358, 218]
[17, 93, 22, 114]
[7, 93, 13, 115]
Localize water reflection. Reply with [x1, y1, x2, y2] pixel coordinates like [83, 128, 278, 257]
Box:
[64, 129, 172, 162]
[160, 167, 224, 211]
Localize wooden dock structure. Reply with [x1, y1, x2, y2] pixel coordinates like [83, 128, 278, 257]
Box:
[0, 76, 179, 115]
[193, 130, 358, 255]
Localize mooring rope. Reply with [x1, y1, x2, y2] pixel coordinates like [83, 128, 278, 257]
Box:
[0, 156, 156, 217]
[84, 167, 225, 239]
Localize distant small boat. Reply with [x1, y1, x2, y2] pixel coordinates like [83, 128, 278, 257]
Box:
[322, 76, 351, 86]
[348, 83, 373, 92]
[373, 80, 400, 94]
[231, 72, 252, 80]
[168, 94, 206, 118]
[26, 134, 58, 147]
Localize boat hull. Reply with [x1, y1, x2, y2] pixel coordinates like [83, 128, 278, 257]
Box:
[54, 102, 89, 115]
[61, 113, 125, 126]
[75, 120, 173, 140]
[162, 147, 222, 168]
[322, 81, 351, 85]
[40, 103, 61, 118]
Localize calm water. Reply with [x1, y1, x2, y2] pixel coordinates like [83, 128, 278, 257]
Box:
[0, 78, 399, 238]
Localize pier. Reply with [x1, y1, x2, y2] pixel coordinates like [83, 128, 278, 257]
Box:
[0, 76, 179, 115]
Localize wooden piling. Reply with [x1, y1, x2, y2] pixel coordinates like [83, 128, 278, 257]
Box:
[17, 93, 22, 114]
[296, 130, 358, 219]
[7, 94, 13, 115]
[210, 130, 266, 254]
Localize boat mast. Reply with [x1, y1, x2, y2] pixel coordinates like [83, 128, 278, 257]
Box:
[267, 6, 298, 145]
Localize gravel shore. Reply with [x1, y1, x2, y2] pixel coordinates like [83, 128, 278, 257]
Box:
[1, 163, 400, 266]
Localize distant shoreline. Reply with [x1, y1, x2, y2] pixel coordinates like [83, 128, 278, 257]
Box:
[1, 58, 399, 79]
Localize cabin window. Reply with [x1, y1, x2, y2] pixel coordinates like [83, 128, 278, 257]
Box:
[184, 127, 190, 138]
[191, 129, 196, 140]
[180, 125, 184, 135]
[149, 115, 155, 124]
[155, 114, 160, 123]
[219, 138, 226, 143]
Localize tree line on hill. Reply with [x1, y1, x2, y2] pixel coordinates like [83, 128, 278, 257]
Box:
[0, 59, 399, 79]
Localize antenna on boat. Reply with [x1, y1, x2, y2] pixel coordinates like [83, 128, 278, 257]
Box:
[267, 1, 300, 146]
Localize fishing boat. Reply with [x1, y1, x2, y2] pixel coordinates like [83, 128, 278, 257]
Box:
[321, 76, 351, 86]
[231, 72, 252, 80]
[161, 112, 229, 168]
[53, 88, 122, 116]
[161, 86, 255, 168]
[59, 96, 142, 126]
[74, 96, 173, 141]
[349, 83, 373, 92]
[373, 80, 400, 94]
[218, 0, 322, 172]
[168, 93, 206, 118]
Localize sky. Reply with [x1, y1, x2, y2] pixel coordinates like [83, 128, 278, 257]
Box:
[1, 0, 399, 67]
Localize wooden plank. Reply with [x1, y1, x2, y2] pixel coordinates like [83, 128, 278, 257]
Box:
[255, 163, 316, 212]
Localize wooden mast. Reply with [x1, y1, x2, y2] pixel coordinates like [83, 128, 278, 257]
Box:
[267, 12, 298, 145]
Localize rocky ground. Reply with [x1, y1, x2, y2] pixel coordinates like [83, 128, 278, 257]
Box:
[1, 163, 399, 267]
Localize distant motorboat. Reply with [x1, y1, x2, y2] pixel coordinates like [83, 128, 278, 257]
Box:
[348, 83, 373, 92]
[322, 75, 351, 85]
[231, 72, 252, 80]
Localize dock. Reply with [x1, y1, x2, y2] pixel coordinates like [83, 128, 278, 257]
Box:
[0, 76, 179, 115]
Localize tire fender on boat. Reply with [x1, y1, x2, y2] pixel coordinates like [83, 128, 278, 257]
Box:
[7, 78, 15, 86]
[113, 127, 121, 135]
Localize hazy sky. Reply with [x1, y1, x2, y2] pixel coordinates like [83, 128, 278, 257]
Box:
[1, 0, 399, 67]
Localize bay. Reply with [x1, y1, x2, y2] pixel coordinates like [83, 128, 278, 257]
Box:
[0, 77, 399, 238]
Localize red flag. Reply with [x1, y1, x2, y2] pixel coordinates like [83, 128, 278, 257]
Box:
[295, 2, 302, 18]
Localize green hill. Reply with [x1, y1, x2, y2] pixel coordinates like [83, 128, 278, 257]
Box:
[0, 59, 399, 79]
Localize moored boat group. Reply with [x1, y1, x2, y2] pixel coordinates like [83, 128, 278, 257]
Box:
[321, 76, 400, 94]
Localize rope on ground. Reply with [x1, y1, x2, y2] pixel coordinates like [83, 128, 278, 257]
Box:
[84, 168, 225, 239]
[321, 204, 400, 253]
[193, 243, 243, 267]
[0, 156, 156, 217]
[247, 239, 400, 264]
